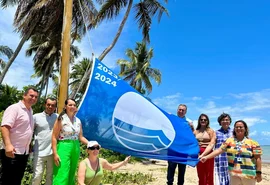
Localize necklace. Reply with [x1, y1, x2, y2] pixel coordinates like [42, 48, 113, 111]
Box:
[234, 137, 246, 163]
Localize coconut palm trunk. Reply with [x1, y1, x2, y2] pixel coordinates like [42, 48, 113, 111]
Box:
[0, 25, 34, 84]
[69, 0, 133, 99]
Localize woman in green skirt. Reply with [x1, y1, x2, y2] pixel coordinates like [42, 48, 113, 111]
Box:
[52, 98, 88, 185]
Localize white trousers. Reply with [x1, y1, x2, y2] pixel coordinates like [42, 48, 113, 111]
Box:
[32, 155, 53, 185]
[230, 175, 256, 185]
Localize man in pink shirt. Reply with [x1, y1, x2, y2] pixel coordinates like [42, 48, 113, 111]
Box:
[1, 87, 38, 185]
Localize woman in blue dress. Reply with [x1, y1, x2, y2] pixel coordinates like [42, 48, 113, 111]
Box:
[214, 113, 232, 185]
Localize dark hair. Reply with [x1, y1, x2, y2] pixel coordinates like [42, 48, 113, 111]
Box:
[233, 120, 249, 137]
[196, 113, 210, 130]
[57, 98, 76, 120]
[45, 97, 57, 105]
[24, 87, 38, 95]
[217, 113, 232, 125]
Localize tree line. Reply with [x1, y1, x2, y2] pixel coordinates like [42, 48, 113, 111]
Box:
[0, 0, 169, 105]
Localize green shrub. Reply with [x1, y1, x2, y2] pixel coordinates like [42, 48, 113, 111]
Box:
[103, 171, 155, 185]
[0, 111, 3, 124]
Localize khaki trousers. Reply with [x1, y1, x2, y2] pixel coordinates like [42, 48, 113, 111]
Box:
[32, 155, 54, 185]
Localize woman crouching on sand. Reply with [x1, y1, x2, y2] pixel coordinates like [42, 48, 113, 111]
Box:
[78, 141, 130, 185]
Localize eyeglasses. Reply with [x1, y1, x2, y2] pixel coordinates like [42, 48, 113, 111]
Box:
[235, 126, 244, 129]
[88, 146, 100, 150]
[200, 119, 207, 122]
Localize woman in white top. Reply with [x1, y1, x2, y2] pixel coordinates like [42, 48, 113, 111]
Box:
[52, 98, 88, 185]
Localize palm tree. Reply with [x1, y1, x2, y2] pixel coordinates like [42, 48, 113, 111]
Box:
[26, 33, 81, 98]
[69, 58, 92, 101]
[0, 84, 19, 111]
[75, 0, 169, 97]
[0, 0, 18, 8]
[117, 41, 161, 95]
[0, 45, 13, 75]
[0, 0, 97, 84]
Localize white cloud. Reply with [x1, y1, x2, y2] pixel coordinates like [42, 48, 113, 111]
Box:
[196, 101, 232, 117]
[192, 90, 270, 121]
[228, 90, 270, 112]
[249, 130, 257, 136]
[210, 96, 222, 100]
[153, 89, 270, 130]
[233, 117, 267, 127]
[192, 96, 201, 101]
[153, 93, 181, 111]
[262, 131, 270, 136]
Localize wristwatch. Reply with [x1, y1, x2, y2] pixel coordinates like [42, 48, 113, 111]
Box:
[256, 170, 262, 174]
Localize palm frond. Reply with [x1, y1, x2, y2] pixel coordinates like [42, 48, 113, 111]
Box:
[0, 45, 14, 59]
[117, 41, 161, 94]
[146, 68, 161, 84]
[141, 73, 152, 93]
[134, 2, 151, 43]
[144, 0, 169, 22]
[89, 0, 128, 28]
[0, 0, 18, 8]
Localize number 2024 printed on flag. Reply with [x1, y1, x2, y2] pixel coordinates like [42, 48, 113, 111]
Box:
[94, 62, 120, 87]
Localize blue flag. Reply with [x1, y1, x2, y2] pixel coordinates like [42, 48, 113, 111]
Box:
[77, 58, 199, 167]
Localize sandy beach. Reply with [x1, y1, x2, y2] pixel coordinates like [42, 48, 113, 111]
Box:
[116, 160, 270, 185]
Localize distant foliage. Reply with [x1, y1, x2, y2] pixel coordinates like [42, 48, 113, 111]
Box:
[0, 111, 3, 123]
[103, 171, 155, 185]
[20, 144, 147, 184]
[0, 84, 19, 111]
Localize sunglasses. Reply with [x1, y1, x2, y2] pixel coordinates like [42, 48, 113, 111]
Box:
[200, 119, 207, 122]
[88, 146, 100, 150]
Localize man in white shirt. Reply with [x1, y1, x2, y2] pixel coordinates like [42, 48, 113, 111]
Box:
[32, 98, 57, 185]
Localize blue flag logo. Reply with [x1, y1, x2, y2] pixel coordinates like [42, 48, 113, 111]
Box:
[77, 58, 199, 166]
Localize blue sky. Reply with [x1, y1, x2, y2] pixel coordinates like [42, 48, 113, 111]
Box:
[1, 0, 270, 145]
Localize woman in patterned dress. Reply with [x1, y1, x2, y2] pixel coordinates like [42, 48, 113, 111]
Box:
[52, 98, 88, 185]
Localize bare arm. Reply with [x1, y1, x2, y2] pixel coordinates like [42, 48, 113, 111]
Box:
[254, 154, 262, 182]
[200, 148, 224, 163]
[102, 156, 130, 171]
[78, 160, 86, 185]
[52, 119, 61, 166]
[199, 130, 216, 158]
[188, 121, 194, 132]
[79, 124, 88, 145]
[1, 125, 16, 158]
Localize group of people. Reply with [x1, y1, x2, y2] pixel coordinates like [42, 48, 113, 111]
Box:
[0, 88, 263, 185]
[167, 104, 263, 185]
[0, 87, 129, 185]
